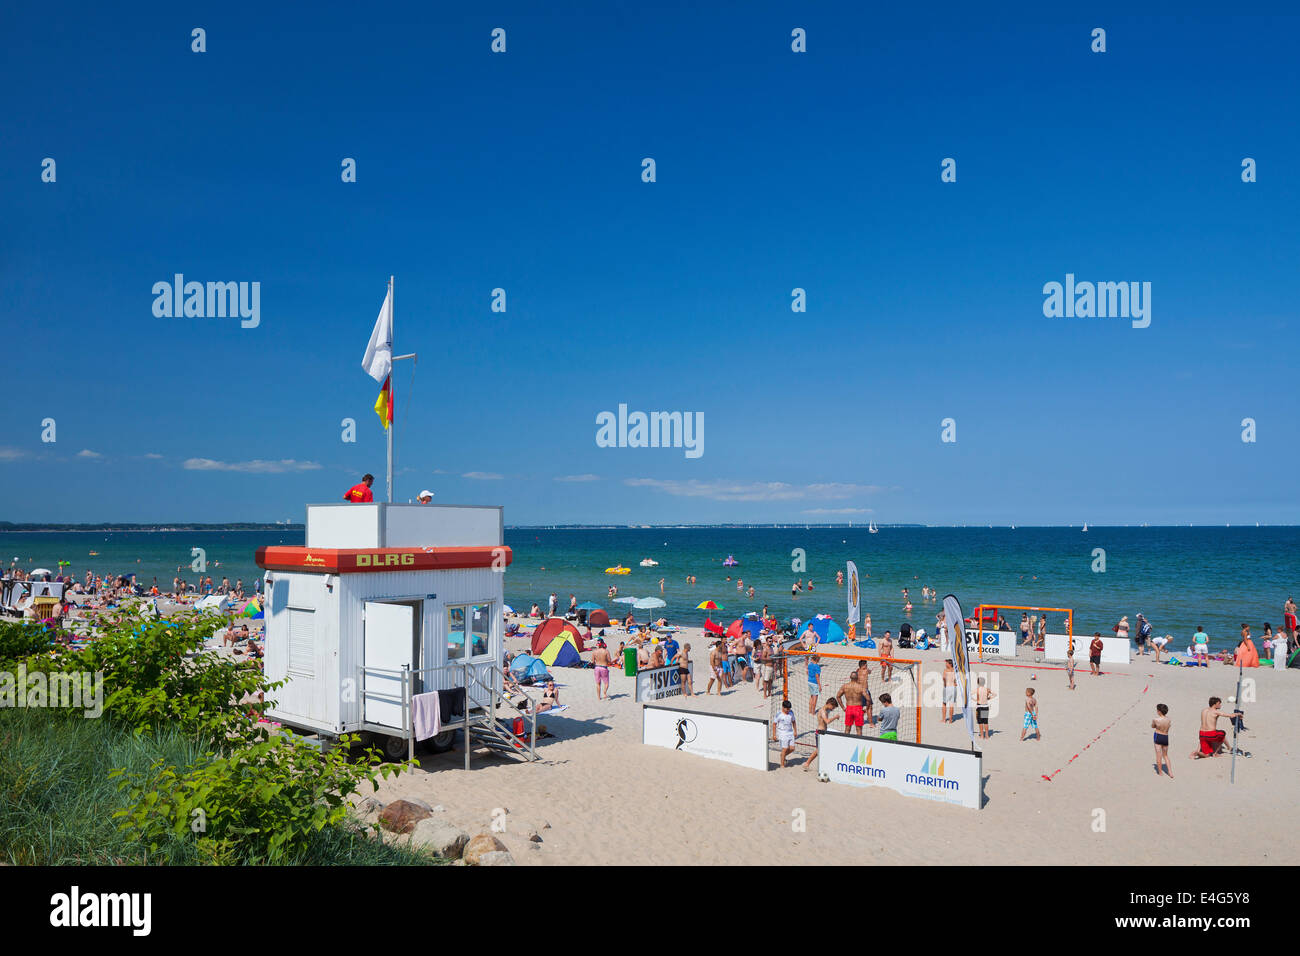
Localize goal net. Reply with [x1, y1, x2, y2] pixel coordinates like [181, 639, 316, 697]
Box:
[773, 649, 921, 749]
[970, 604, 1074, 659]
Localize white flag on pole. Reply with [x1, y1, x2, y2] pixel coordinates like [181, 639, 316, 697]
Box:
[362, 286, 393, 383]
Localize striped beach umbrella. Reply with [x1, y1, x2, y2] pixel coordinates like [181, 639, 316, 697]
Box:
[696, 600, 724, 611]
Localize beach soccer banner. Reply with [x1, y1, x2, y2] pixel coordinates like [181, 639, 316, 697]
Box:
[944, 594, 977, 743]
[846, 561, 860, 626]
[964, 627, 1018, 658]
[642, 705, 769, 771]
[820, 731, 982, 810]
[635, 662, 695, 703]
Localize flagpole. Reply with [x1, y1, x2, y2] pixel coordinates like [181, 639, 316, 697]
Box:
[387, 275, 394, 503]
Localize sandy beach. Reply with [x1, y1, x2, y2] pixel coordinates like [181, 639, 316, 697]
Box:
[372, 624, 1295, 866]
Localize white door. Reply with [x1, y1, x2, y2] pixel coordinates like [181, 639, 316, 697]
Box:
[364, 601, 414, 728]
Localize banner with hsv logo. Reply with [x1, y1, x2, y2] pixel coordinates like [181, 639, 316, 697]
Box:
[635, 663, 695, 702]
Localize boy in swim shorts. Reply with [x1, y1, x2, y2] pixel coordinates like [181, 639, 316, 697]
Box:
[773, 698, 797, 767]
[876, 692, 900, 740]
[803, 698, 839, 773]
[1151, 703, 1172, 777]
[975, 676, 995, 739]
[1020, 687, 1040, 741]
[941, 659, 957, 722]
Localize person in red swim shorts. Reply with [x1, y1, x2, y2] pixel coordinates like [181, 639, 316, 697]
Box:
[837, 672, 868, 736]
[1191, 696, 1242, 758]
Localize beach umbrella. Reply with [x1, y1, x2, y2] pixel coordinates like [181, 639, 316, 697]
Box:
[633, 597, 666, 612]
[576, 601, 603, 611]
[613, 596, 639, 604]
[696, 600, 724, 611]
[31, 568, 52, 577]
[503, 604, 515, 615]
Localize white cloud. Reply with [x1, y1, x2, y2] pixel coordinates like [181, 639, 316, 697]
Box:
[143, 453, 164, 460]
[801, 507, 873, 515]
[462, 471, 503, 480]
[183, 458, 323, 474]
[0, 447, 28, 461]
[555, 474, 600, 482]
[76, 449, 102, 458]
[624, 478, 883, 503]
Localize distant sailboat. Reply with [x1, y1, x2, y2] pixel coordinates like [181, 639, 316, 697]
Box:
[1082, 523, 1088, 532]
[868, 521, 878, 534]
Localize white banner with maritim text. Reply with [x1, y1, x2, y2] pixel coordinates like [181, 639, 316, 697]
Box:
[642, 704, 769, 771]
[635, 662, 695, 703]
[819, 731, 983, 810]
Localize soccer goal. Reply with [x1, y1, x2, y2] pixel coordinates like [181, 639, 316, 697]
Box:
[970, 604, 1074, 660]
[774, 649, 922, 749]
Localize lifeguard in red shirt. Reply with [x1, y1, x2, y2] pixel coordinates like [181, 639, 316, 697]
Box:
[344, 474, 375, 502]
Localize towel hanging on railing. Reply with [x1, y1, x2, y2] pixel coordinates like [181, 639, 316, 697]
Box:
[438, 687, 466, 723]
[411, 691, 441, 740]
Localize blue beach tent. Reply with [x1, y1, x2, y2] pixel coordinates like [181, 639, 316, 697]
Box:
[802, 616, 847, 643]
[509, 654, 551, 682]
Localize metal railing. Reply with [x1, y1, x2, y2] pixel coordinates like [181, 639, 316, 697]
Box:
[357, 660, 538, 769]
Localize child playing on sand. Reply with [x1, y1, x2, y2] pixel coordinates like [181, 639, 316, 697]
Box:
[876, 693, 900, 741]
[975, 677, 994, 739]
[773, 699, 797, 768]
[1020, 687, 1040, 741]
[803, 699, 839, 773]
[1152, 704, 1172, 777]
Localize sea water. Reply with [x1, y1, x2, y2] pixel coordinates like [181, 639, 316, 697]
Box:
[4, 526, 1295, 654]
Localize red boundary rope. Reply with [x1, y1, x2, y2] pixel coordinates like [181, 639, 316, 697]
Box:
[1040, 682, 1150, 782]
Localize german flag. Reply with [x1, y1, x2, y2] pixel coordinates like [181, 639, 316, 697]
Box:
[374, 375, 392, 430]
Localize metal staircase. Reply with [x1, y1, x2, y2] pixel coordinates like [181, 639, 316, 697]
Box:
[463, 668, 542, 763]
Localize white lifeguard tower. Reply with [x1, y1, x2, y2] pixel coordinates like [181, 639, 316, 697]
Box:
[256, 502, 538, 764]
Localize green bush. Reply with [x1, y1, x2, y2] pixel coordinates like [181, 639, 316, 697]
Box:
[0, 620, 56, 666]
[54, 614, 273, 743]
[0, 707, 429, 865]
[113, 729, 406, 863]
[3, 610, 424, 865]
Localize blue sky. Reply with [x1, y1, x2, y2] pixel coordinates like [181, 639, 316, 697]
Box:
[2, 2, 1297, 525]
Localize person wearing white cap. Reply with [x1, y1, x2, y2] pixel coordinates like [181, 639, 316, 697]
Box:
[417, 490, 434, 503]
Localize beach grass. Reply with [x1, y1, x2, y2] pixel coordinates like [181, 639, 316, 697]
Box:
[0, 706, 437, 866]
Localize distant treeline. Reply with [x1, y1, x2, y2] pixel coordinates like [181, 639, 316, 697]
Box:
[0, 523, 304, 532]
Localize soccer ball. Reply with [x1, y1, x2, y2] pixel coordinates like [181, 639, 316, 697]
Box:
[817, 771, 830, 783]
